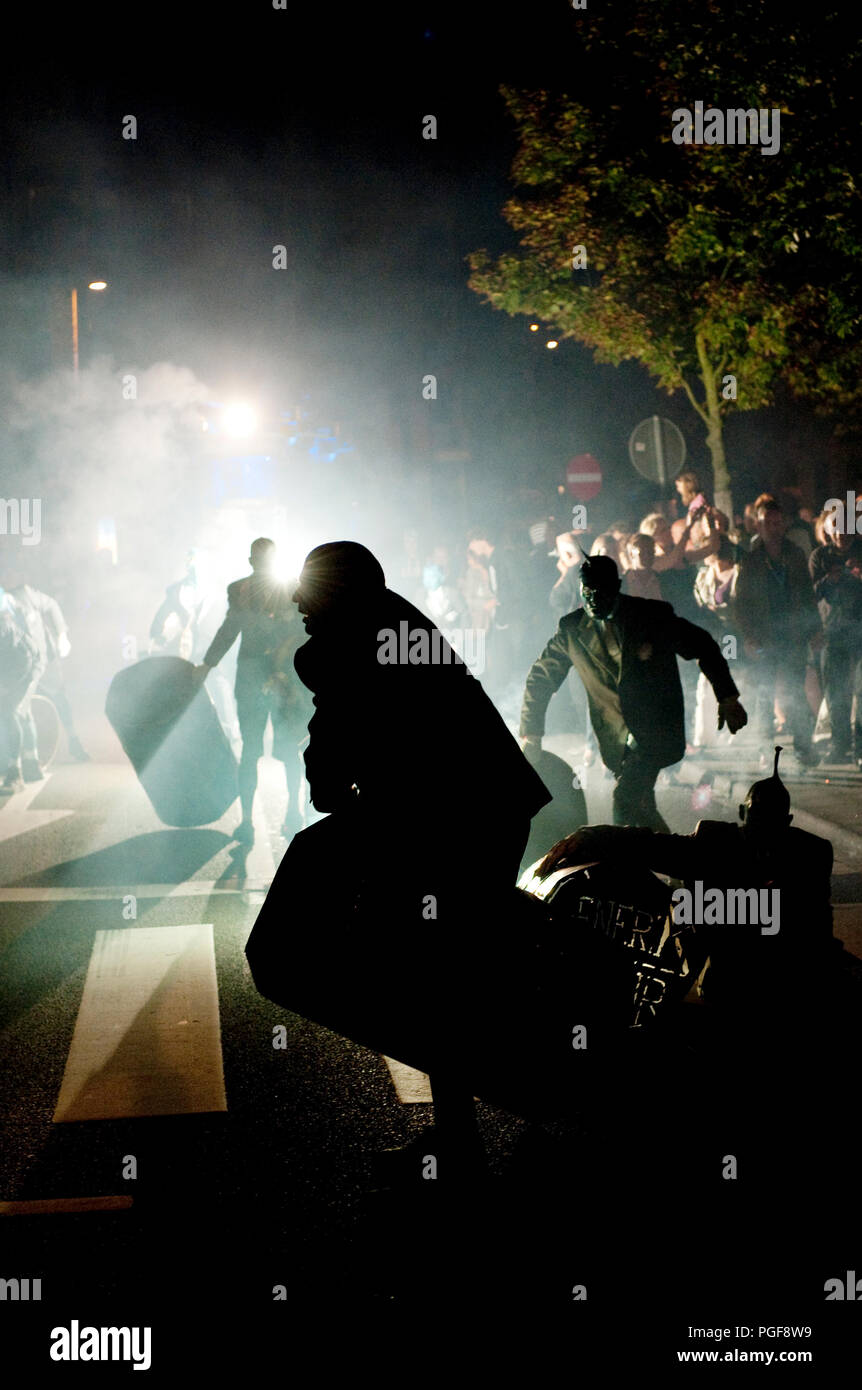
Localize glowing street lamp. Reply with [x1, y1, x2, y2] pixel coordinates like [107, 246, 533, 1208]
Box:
[546, 339, 559, 350]
[222, 402, 258, 438]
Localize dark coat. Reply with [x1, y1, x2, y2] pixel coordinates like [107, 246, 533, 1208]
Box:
[294, 587, 551, 831]
[808, 540, 862, 634]
[735, 539, 821, 651]
[520, 595, 739, 772]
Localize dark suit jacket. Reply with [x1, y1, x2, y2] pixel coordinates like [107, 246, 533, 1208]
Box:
[520, 595, 739, 772]
[203, 574, 296, 670]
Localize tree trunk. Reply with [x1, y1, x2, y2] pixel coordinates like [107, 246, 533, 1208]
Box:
[696, 330, 734, 520]
[707, 415, 733, 521]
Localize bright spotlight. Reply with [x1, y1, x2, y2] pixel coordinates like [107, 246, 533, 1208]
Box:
[546, 340, 559, 349]
[223, 402, 258, 437]
[529, 323, 539, 332]
[269, 539, 308, 586]
[88, 280, 108, 291]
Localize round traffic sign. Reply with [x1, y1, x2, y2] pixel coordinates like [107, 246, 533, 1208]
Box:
[628, 416, 686, 485]
[566, 453, 603, 501]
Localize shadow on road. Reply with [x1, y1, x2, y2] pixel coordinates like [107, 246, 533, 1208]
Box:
[15, 829, 233, 887]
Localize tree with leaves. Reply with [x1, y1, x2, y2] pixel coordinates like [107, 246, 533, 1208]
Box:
[469, 0, 862, 518]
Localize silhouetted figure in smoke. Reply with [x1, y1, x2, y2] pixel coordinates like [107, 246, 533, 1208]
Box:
[8, 579, 89, 767]
[246, 540, 551, 1178]
[0, 571, 89, 773]
[736, 494, 821, 768]
[150, 550, 204, 661]
[195, 538, 304, 843]
[520, 554, 747, 829]
[0, 587, 44, 792]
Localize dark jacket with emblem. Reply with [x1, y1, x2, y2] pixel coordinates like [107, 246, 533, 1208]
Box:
[520, 595, 739, 772]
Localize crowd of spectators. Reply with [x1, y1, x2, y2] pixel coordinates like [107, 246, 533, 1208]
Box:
[397, 467, 862, 770]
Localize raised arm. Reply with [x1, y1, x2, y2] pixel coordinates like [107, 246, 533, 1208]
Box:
[201, 587, 243, 668]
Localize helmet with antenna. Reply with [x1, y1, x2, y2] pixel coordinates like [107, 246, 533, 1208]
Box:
[739, 746, 792, 838]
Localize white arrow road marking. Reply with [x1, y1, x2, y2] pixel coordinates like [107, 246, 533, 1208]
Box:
[0, 778, 74, 844]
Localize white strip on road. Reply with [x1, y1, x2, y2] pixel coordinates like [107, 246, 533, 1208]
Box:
[383, 1055, 433, 1103]
[0, 884, 269, 900]
[53, 924, 227, 1123]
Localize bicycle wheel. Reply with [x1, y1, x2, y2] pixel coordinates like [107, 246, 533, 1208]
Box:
[30, 693, 62, 770]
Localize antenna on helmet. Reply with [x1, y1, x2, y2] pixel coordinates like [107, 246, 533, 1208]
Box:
[773, 745, 782, 779]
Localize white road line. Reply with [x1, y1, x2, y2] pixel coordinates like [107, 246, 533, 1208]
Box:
[0, 884, 269, 901]
[383, 1055, 433, 1103]
[53, 924, 227, 1123]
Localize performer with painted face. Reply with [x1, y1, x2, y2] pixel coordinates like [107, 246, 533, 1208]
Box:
[519, 554, 747, 829]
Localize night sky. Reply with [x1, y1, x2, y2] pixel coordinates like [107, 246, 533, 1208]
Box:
[0, 3, 851, 578]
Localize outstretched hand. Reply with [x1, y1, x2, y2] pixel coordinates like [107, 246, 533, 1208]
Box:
[717, 696, 747, 735]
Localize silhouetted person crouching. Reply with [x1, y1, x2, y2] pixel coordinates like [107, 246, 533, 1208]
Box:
[246, 541, 551, 1180]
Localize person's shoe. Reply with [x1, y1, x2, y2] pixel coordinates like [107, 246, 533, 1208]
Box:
[68, 736, 90, 762]
[0, 764, 24, 794]
[233, 819, 254, 845]
[794, 745, 818, 769]
[21, 756, 45, 783]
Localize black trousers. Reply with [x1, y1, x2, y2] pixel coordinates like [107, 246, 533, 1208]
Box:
[234, 663, 305, 820]
[612, 746, 669, 831]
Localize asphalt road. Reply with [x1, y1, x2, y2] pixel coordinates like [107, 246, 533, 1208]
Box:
[1, 735, 861, 1372]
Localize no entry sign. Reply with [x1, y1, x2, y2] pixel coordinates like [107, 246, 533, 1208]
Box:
[566, 453, 603, 501]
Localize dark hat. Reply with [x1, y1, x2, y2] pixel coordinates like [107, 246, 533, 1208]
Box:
[298, 541, 386, 609]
